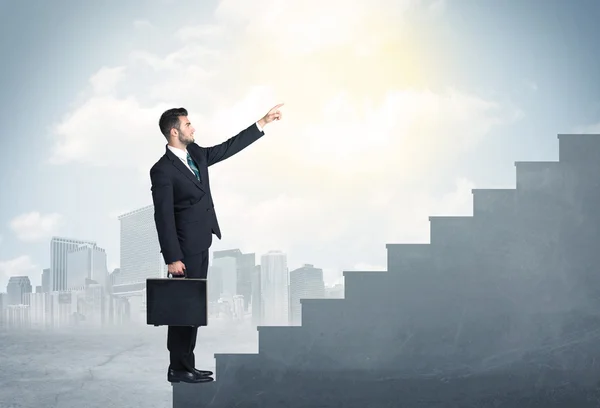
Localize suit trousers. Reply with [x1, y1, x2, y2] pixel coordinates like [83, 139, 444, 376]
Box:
[167, 249, 209, 371]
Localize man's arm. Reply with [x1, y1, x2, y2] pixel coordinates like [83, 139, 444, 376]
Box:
[201, 103, 284, 167]
[150, 166, 183, 264]
[201, 122, 265, 167]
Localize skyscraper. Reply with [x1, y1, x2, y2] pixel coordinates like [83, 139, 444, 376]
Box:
[207, 265, 223, 303]
[289, 264, 325, 325]
[213, 249, 256, 310]
[116, 205, 166, 289]
[213, 256, 237, 299]
[41, 268, 50, 293]
[67, 243, 108, 289]
[50, 237, 97, 292]
[260, 250, 289, 326]
[251, 264, 262, 326]
[6, 276, 32, 305]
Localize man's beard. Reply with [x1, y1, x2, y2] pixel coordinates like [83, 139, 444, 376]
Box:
[178, 133, 193, 146]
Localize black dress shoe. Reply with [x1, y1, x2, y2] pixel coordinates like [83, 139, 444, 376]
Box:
[192, 368, 214, 377]
[168, 368, 214, 384]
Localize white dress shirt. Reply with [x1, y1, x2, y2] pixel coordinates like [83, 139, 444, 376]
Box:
[167, 121, 264, 176]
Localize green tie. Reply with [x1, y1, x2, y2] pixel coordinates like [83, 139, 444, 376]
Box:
[186, 152, 201, 181]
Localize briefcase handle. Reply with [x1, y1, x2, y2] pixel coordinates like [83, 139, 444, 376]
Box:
[167, 267, 186, 279]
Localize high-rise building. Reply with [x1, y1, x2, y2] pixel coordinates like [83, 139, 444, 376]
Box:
[6, 276, 32, 305]
[213, 256, 237, 300]
[260, 250, 289, 326]
[108, 268, 120, 291]
[251, 265, 262, 326]
[207, 265, 222, 303]
[116, 205, 167, 290]
[67, 243, 109, 289]
[50, 237, 97, 291]
[41, 268, 50, 293]
[289, 264, 325, 325]
[213, 249, 256, 309]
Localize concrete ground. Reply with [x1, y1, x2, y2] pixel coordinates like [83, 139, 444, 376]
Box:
[0, 319, 258, 408]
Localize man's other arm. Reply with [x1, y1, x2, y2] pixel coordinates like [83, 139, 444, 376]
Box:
[150, 166, 183, 264]
[201, 122, 265, 167]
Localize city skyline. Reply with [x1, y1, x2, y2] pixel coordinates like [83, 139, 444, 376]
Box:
[0, 211, 345, 329]
[0, 220, 345, 291]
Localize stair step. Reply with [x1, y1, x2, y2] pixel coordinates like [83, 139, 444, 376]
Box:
[514, 161, 561, 190]
[214, 353, 262, 379]
[472, 188, 517, 216]
[385, 243, 431, 272]
[558, 133, 600, 165]
[257, 326, 310, 360]
[428, 216, 474, 246]
[300, 298, 348, 328]
[342, 270, 388, 299]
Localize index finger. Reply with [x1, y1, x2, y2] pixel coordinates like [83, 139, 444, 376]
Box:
[271, 103, 284, 111]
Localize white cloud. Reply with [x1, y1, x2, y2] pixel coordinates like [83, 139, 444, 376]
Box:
[48, 95, 171, 177]
[9, 212, 62, 242]
[46, 0, 519, 280]
[0, 255, 38, 290]
[175, 24, 224, 41]
[89, 66, 127, 95]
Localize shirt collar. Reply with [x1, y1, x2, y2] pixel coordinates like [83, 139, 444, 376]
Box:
[167, 145, 188, 161]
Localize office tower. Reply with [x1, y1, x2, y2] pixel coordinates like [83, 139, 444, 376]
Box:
[6, 276, 32, 305]
[213, 249, 256, 310]
[289, 264, 325, 325]
[67, 243, 109, 289]
[117, 205, 167, 286]
[50, 237, 97, 291]
[41, 268, 50, 293]
[207, 265, 223, 303]
[213, 256, 237, 300]
[24, 291, 47, 328]
[251, 264, 262, 326]
[108, 268, 120, 290]
[260, 250, 289, 326]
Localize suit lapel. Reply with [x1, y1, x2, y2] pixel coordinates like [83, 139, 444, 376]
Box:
[165, 147, 205, 192]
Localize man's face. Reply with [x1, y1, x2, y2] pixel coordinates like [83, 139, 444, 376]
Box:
[175, 116, 195, 145]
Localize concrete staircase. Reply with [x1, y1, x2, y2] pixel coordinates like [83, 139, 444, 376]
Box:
[174, 133, 600, 407]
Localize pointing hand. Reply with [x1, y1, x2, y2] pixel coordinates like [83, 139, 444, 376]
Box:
[258, 103, 284, 127]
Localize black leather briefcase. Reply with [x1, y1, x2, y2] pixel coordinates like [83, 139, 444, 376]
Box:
[146, 273, 208, 327]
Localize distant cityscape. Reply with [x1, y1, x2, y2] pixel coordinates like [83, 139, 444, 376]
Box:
[0, 205, 345, 331]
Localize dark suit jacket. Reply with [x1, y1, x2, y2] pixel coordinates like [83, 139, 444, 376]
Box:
[150, 122, 264, 265]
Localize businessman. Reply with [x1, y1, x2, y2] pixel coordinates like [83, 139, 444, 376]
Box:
[150, 103, 283, 384]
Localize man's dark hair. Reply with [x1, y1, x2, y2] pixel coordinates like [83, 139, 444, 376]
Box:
[159, 107, 188, 140]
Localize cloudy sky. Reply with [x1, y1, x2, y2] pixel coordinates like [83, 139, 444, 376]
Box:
[1, 0, 599, 289]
